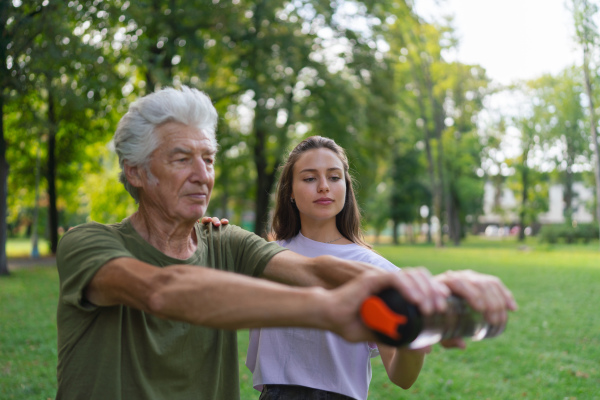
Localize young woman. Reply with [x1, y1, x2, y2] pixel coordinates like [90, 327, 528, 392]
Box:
[244, 136, 427, 400]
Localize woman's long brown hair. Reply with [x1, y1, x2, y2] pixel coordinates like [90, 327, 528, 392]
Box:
[271, 136, 371, 249]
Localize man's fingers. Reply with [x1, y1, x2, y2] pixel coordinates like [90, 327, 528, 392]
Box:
[436, 270, 517, 326]
[393, 267, 449, 315]
[440, 338, 466, 349]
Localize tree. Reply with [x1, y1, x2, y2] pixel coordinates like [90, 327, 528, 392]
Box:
[572, 0, 600, 247]
[383, 7, 490, 246]
[528, 68, 589, 223]
[5, 1, 123, 254]
[1, 1, 57, 274]
[509, 116, 549, 241]
[104, 0, 394, 236]
[442, 62, 489, 245]
[389, 143, 430, 245]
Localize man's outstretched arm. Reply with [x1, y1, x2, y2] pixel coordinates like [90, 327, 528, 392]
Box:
[84, 257, 449, 342]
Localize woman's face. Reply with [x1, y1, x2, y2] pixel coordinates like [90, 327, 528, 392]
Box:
[291, 148, 347, 224]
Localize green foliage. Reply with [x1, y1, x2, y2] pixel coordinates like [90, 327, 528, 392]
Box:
[538, 223, 600, 244]
[390, 145, 430, 224]
[78, 142, 136, 224]
[2, 0, 597, 246]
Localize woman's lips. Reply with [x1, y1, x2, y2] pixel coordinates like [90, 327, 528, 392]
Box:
[314, 198, 333, 205]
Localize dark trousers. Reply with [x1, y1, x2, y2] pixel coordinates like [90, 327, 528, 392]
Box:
[259, 384, 356, 400]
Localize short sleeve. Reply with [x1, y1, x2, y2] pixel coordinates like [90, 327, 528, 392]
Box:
[368, 342, 381, 358]
[222, 225, 287, 277]
[56, 223, 134, 312]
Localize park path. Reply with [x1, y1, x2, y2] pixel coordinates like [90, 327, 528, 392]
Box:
[7, 256, 56, 270]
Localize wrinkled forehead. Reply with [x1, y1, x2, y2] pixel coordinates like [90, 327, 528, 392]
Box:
[155, 121, 217, 153]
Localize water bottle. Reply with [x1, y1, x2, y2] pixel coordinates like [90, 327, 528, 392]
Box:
[360, 288, 506, 348]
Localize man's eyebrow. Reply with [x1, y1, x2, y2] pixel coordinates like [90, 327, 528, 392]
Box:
[298, 167, 343, 174]
[168, 146, 217, 157]
[168, 147, 193, 156]
[206, 147, 218, 156]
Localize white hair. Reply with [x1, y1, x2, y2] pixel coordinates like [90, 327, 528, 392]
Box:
[113, 86, 218, 202]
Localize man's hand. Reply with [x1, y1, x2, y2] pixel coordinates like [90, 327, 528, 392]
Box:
[435, 269, 517, 349]
[200, 217, 229, 227]
[324, 268, 450, 343]
[435, 269, 517, 324]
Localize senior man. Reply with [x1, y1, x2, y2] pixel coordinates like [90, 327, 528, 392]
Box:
[56, 86, 516, 400]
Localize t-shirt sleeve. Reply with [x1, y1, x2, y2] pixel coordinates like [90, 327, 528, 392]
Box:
[56, 223, 134, 312]
[224, 225, 287, 277]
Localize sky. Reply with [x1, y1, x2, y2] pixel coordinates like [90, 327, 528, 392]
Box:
[414, 0, 581, 85]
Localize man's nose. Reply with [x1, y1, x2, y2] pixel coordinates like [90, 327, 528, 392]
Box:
[190, 158, 211, 183]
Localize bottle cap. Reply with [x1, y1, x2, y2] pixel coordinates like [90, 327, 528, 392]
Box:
[360, 288, 422, 346]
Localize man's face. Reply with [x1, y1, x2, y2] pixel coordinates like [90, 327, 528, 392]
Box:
[137, 122, 216, 223]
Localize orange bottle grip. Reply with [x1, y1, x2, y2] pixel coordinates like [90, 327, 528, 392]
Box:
[361, 296, 408, 340]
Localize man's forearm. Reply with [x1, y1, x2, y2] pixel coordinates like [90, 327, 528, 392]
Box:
[86, 257, 335, 330]
[148, 265, 334, 329]
[87, 257, 454, 343]
[262, 251, 384, 289]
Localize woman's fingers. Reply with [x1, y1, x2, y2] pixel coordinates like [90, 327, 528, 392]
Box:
[200, 217, 229, 227]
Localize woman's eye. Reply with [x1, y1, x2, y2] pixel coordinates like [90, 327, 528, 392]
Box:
[330, 176, 341, 181]
[303, 177, 315, 182]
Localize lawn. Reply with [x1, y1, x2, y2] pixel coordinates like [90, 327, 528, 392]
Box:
[2, 238, 600, 399]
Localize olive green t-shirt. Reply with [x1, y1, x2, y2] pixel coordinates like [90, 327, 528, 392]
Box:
[55, 219, 286, 400]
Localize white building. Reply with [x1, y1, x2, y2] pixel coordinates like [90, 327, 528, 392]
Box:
[479, 181, 595, 226]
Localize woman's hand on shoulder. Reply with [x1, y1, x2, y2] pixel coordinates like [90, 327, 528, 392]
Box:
[200, 217, 229, 227]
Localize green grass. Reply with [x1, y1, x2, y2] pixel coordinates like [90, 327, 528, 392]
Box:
[2, 238, 600, 399]
[1, 268, 58, 400]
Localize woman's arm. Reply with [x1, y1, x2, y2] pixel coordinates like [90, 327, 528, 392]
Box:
[378, 345, 428, 389]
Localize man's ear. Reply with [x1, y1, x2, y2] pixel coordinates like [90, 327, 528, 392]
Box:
[124, 163, 143, 188]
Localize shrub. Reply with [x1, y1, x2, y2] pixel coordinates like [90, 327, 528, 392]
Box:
[538, 223, 599, 244]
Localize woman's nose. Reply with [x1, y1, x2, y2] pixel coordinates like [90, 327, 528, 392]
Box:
[318, 180, 330, 193]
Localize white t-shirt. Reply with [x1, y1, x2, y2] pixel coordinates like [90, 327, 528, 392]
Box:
[245, 233, 399, 400]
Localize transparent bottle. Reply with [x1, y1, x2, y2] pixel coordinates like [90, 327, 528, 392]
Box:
[360, 288, 506, 348]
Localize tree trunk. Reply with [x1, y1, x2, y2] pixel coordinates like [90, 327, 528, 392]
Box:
[31, 139, 42, 258]
[253, 122, 270, 237]
[47, 92, 59, 254]
[564, 165, 574, 223]
[0, 1, 9, 275]
[248, 0, 278, 238]
[423, 62, 446, 247]
[582, 47, 600, 248]
[448, 192, 461, 246]
[425, 213, 432, 244]
[0, 94, 9, 276]
[518, 153, 529, 242]
[434, 137, 446, 247]
[392, 220, 399, 245]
